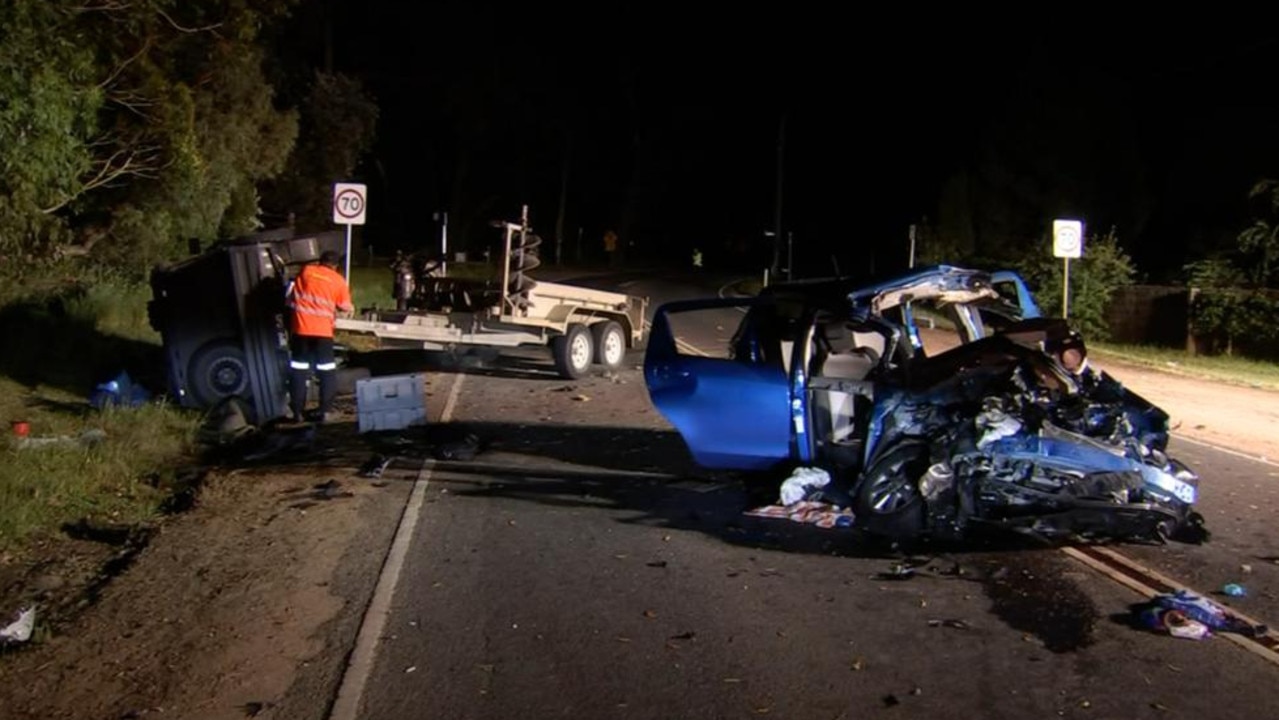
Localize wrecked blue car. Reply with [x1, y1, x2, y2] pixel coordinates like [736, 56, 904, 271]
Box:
[644, 265, 1204, 543]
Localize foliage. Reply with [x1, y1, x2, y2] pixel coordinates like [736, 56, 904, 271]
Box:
[260, 71, 379, 232]
[1187, 288, 1279, 356]
[0, 0, 308, 275]
[0, 1, 101, 259]
[1014, 227, 1136, 340]
[1180, 181, 1279, 356]
[1183, 255, 1247, 289]
[1237, 178, 1279, 287]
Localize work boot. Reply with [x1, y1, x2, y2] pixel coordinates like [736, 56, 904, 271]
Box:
[305, 408, 342, 424]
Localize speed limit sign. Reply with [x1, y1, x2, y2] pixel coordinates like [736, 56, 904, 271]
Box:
[1052, 219, 1083, 259]
[332, 183, 367, 225]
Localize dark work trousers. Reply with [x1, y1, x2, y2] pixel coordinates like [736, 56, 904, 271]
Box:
[288, 335, 337, 419]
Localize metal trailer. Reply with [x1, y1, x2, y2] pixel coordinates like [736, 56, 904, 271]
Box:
[335, 208, 648, 379]
[147, 229, 347, 423]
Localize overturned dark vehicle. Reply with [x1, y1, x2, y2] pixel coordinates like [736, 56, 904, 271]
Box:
[644, 266, 1204, 544]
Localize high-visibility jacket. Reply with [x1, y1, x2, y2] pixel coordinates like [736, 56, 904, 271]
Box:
[286, 263, 353, 338]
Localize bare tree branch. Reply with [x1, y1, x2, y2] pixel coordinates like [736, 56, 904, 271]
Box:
[106, 88, 159, 119]
[67, 0, 133, 14]
[98, 36, 152, 90]
[40, 141, 164, 214]
[57, 225, 111, 258]
[156, 7, 222, 34]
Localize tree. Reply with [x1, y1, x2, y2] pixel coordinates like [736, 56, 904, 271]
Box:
[1182, 181, 1279, 356]
[260, 70, 379, 233]
[1015, 227, 1136, 340]
[1236, 179, 1279, 288]
[0, 0, 304, 272]
[0, 1, 103, 258]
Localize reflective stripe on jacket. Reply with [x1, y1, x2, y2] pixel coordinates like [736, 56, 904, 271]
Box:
[287, 264, 353, 337]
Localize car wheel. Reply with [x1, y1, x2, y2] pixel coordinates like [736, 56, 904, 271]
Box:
[591, 320, 626, 370]
[188, 339, 251, 408]
[552, 323, 594, 379]
[854, 440, 928, 538]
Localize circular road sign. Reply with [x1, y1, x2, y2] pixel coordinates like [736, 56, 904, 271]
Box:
[332, 183, 367, 225]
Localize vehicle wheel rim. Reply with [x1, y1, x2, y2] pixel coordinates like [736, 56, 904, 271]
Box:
[211, 358, 246, 394]
[571, 334, 592, 370]
[868, 456, 919, 513]
[603, 330, 624, 365]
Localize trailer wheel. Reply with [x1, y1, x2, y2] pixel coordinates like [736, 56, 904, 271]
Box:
[188, 339, 251, 408]
[552, 323, 594, 379]
[591, 320, 626, 370]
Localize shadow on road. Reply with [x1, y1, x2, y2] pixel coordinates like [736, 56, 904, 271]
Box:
[211, 417, 1114, 651]
[342, 345, 647, 382]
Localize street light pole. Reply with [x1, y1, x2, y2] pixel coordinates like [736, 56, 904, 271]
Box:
[771, 112, 787, 276]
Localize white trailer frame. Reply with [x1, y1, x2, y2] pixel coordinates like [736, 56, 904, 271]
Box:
[334, 208, 648, 379]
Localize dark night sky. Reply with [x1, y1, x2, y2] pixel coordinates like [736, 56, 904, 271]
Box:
[295, 5, 1279, 281]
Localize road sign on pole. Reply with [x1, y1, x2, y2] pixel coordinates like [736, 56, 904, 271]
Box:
[1053, 219, 1083, 259]
[333, 183, 367, 280]
[1053, 219, 1084, 319]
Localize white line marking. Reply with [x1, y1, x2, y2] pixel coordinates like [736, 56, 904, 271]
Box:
[328, 372, 466, 720]
[1171, 434, 1278, 468]
[676, 337, 710, 357]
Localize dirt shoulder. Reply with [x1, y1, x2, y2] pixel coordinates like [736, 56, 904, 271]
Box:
[0, 412, 423, 720]
[1087, 354, 1279, 462]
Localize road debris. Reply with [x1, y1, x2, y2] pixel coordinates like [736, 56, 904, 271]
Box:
[359, 454, 396, 478]
[14, 428, 108, 450]
[744, 500, 854, 529]
[89, 370, 152, 409]
[778, 466, 830, 506]
[1222, 583, 1246, 597]
[927, 619, 970, 630]
[1132, 590, 1266, 639]
[1, 606, 36, 645]
[875, 564, 916, 581]
[312, 479, 353, 500]
[434, 432, 481, 461]
[239, 701, 273, 717]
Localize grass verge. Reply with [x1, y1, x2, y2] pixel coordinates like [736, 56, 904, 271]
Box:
[0, 265, 201, 551]
[1091, 342, 1279, 392]
[0, 379, 200, 550]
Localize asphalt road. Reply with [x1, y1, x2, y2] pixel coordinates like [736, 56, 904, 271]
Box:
[341, 271, 1279, 720]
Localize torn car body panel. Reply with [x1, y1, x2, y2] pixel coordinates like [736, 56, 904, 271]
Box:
[644, 265, 1204, 543]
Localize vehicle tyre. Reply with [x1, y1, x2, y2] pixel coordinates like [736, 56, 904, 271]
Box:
[552, 323, 594, 379]
[591, 320, 626, 370]
[853, 440, 929, 538]
[188, 339, 251, 408]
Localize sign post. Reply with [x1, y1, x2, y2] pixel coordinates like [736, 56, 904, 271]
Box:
[1052, 219, 1084, 319]
[332, 182, 368, 280]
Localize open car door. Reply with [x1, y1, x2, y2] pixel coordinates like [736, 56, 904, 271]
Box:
[644, 297, 795, 471]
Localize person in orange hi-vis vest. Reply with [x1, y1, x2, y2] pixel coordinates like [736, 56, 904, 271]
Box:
[285, 250, 354, 423]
